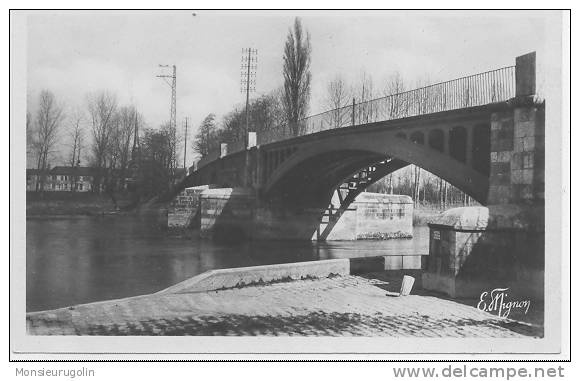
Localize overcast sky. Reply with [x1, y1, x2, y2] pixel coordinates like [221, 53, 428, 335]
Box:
[26, 10, 556, 164]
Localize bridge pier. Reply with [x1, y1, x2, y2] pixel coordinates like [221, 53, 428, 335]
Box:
[196, 187, 414, 241]
[422, 52, 545, 300]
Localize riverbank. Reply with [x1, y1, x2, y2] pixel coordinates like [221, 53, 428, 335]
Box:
[25, 190, 464, 219]
[26, 191, 137, 216]
[27, 269, 542, 337]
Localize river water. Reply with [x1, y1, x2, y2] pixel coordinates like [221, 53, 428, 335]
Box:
[26, 215, 429, 312]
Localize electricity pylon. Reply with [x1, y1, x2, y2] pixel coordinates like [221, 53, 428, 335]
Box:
[240, 48, 257, 187]
[240, 48, 257, 147]
[157, 64, 177, 178]
[182, 117, 189, 170]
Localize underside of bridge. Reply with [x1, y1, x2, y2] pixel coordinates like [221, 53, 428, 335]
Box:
[265, 150, 406, 206]
[181, 104, 497, 215]
[262, 108, 494, 208]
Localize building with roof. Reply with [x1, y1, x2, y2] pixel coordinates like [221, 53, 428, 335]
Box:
[27, 166, 97, 192]
[48, 166, 96, 192]
[26, 168, 43, 192]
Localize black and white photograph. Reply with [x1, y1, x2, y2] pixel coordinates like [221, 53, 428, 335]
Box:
[9, 8, 569, 360]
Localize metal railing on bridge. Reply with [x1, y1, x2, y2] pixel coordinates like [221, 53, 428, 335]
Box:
[198, 65, 515, 167]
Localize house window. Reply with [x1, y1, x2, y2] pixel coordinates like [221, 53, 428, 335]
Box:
[79, 184, 83, 190]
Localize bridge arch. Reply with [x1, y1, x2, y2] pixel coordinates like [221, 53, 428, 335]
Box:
[264, 128, 489, 204]
[410, 131, 425, 144]
[428, 129, 444, 152]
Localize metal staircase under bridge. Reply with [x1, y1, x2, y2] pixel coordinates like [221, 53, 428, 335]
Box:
[317, 157, 407, 240]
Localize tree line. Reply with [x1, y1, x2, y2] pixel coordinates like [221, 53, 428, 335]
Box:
[27, 89, 181, 202]
[367, 165, 477, 209]
[28, 16, 477, 208]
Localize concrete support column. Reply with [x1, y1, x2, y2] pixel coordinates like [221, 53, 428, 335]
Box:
[488, 106, 545, 205]
[511, 105, 545, 203]
[488, 52, 543, 205]
[488, 110, 513, 205]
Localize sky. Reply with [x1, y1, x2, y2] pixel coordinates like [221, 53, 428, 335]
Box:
[26, 10, 557, 165]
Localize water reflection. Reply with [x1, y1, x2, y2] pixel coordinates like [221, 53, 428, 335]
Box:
[26, 215, 429, 312]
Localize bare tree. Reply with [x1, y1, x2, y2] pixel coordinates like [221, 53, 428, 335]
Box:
[111, 106, 138, 189]
[33, 90, 64, 192]
[87, 91, 117, 192]
[194, 114, 217, 157]
[164, 120, 180, 183]
[282, 17, 312, 137]
[26, 111, 34, 158]
[412, 165, 421, 206]
[413, 76, 433, 115]
[67, 110, 84, 191]
[384, 72, 407, 119]
[68, 112, 84, 168]
[325, 75, 350, 128]
[353, 71, 375, 124]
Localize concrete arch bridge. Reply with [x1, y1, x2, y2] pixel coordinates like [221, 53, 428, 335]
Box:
[176, 52, 544, 241]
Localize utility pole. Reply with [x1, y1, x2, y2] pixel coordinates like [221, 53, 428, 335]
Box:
[240, 48, 257, 187]
[157, 64, 177, 180]
[182, 117, 189, 170]
[240, 48, 257, 147]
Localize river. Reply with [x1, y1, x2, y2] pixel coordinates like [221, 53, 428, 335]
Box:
[26, 215, 429, 312]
